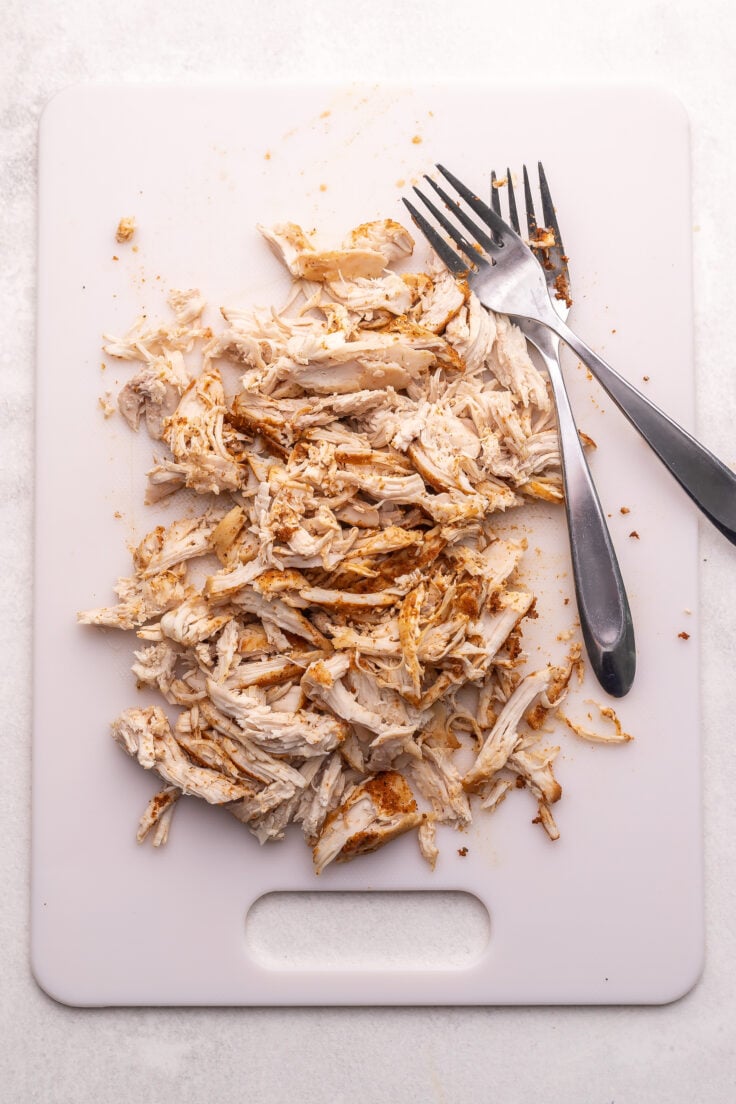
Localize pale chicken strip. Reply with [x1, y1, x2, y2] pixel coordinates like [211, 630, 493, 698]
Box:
[463, 670, 552, 791]
[112, 706, 253, 803]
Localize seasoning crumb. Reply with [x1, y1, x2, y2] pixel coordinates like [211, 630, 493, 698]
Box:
[629, 530, 640, 539]
[492, 176, 508, 189]
[113, 511, 122, 519]
[411, 134, 422, 144]
[264, 151, 272, 161]
[643, 375, 650, 382]
[563, 597, 570, 606]
[320, 110, 331, 119]
[100, 362, 106, 372]
[115, 217, 135, 243]
[620, 506, 630, 515]
[611, 328, 617, 334]
[457, 847, 468, 857]
[132, 245, 139, 253]
[678, 631, 690, 640]
[112, 255, 119, 262]
[395, 178, 406, 188]
[319, 183, 328, 192]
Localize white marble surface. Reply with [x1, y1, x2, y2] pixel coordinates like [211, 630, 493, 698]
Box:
[2, 0, 736, 1100]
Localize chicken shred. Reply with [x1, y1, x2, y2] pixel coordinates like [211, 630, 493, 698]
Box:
[80, 215, 629, 872]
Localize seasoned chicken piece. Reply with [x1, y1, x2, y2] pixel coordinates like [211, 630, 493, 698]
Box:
[132, 641, 180, 700]
[160, 596, 233, 646]
[136, 786, 180, 846]
[210, 506, 247, 565]
[445, 291, 496, 373]
[325, 272, 414, 318]
[345, 220, 414, 265]
[488, 315, 551, 411]
[312, 772, 424, 874]
[158, 367, 243, 496]
[135, 513, 222, 578]
[77, 566, 188, 631]
[405, 402, 482, 494]
[103, 288, 206, 360]
[234, 590, 331, 649]
[294, 752, 346, 844]
[301, 654, 419, 742]
[417, 818, 439, 869]
[112, 706, 252, 803]
[206, 678, 348, 757]
[463, 669, 552, 791]
[408, 744, 471, 826]
[508, 734, 562, 804]
[415, 268, 468, 333]
[117, 350, 191, 438]
[234, 783, 304, 844]
[259, 222, 388, 281]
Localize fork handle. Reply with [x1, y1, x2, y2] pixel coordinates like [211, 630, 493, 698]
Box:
[552, 318, 736, 544]
[538, 348, 636, 697]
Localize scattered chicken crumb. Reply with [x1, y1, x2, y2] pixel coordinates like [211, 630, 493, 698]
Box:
[113, 511, 122, 519]
[529, 227, 556, 250]
[112, 255, 119, 262]
[678, 631, 690, 640]
[319, 184, 328, 192]
[411, 135, 422, 144]
[457, 847, 468, 857]
[98, 393, 115, 418]
[115, 217, 136, 243]
[629, 531, 640, 539]
[578, 430, 597, 449]
[620, 506, 630, 515]
[492, 177, 508, 189]
[643, 375, 650, 382]
[553, 273, 573, 309]
[264, 151, 271, 161]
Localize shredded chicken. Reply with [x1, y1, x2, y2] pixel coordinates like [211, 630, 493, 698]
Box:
[80, 214, 630, 872]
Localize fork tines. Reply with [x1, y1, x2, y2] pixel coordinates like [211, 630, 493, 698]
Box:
[406, 161, 564, 259]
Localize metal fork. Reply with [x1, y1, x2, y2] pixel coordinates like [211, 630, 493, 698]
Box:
[487, 166, 634, 698]
[404, 163, 736, 553]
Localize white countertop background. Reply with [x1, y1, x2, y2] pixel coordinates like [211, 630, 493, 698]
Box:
[2, 0, 736, 1100]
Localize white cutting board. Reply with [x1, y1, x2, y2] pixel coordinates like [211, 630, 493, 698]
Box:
[33, 83, 702, 1006]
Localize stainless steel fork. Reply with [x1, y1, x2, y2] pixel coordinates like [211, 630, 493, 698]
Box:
[404, 163, 736, 551]
[488, 166, 634, 698]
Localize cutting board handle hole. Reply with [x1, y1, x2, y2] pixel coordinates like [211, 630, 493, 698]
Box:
[245, 890, 490, 971]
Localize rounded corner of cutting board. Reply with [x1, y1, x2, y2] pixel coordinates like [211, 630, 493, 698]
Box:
[38, 82, 91, 137]
[30, 941, 96, 1010]
[652, 937, 706, 1007]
